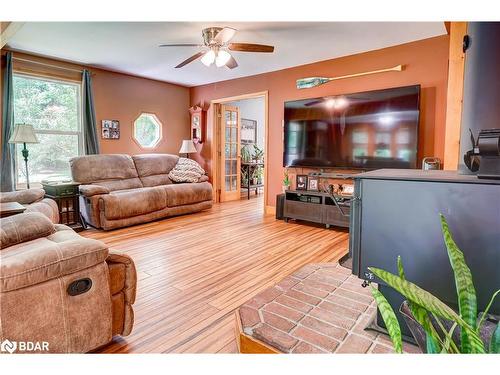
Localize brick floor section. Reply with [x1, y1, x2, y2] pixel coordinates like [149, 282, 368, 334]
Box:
[238, 263, 422, 354]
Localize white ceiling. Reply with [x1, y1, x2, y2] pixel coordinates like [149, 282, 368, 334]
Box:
[7, 22, 446, 87]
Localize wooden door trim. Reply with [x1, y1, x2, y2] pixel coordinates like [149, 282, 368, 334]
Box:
[210, 91, 269, 212]
[443, 22, 468, 170]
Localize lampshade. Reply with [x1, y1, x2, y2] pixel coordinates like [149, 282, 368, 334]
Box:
[215, 50, 231, 67]
[201, 50, 216, 67]
[9, 124, 39, 144]
[179, 140, 197, 154]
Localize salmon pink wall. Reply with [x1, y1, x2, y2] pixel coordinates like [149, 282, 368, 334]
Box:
[0, 50, 190, 157]
[92, 69, 190, 155]
[189, 35, 450, 207]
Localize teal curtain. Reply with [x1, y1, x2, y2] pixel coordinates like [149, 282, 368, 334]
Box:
[82, 69, 100, 154]
[1, 52, 15, 192]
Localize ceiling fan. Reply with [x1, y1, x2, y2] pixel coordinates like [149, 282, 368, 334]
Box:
[159, 27, 274, 69]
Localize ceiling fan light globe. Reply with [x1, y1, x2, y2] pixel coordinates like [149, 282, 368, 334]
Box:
[201, 50, 216, 66]
[215, 50, 231, 67]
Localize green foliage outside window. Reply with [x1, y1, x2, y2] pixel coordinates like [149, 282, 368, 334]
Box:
[13, 75, 82, 184]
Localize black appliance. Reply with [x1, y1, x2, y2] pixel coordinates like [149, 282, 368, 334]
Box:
[276, 194, 285, 220]
[459, 22, 500, 175]
[349, 169, 500, 337]
[283, 85, 420, 169]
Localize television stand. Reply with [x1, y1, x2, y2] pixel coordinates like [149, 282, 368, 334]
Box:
[283, 190, 350, 229]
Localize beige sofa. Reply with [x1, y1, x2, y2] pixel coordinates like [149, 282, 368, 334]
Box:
[70, 154, 213, 230]
[0, 212, 137, 353]
[0, 188, 59, 224]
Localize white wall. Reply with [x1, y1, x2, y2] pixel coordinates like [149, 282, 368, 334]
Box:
[227, 97, 265, 150]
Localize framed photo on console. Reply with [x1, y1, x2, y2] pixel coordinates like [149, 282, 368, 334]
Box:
[296, 175, 308, 190]
[308, 176, 319, 191]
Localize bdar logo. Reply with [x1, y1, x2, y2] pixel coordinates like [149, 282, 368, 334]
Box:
[1, 339, 17, 354]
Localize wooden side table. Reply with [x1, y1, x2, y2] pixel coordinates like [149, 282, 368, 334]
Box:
[42, 181, 84, 231]
[0, 202, 26, 218]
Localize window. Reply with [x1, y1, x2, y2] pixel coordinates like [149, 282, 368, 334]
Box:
[133, 113, 162, 148]
[13, 74, 83, 186]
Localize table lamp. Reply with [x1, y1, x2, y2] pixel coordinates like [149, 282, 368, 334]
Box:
[179, 139, 197, 158]
[9, 124, 39, 189]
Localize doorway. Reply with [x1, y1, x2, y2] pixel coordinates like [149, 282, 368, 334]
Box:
[211, 92, 268, 207]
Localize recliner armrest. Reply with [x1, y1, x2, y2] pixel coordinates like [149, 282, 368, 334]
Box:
[0, 188, 45, 204]
[0, 212, 55, 249]
[79, 184, 110, 197]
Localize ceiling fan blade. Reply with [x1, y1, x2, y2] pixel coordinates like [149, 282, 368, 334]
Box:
[228, 43, 274, 53]
[225, 55, 238, 69]
[159, 44, 201, 47]
[214, 27, 237, 44]
[175, 51, 205, 68]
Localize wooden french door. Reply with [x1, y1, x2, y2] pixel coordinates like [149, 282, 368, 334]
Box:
[219, 105, 241, 202]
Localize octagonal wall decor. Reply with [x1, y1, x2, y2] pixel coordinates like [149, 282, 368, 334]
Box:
[133, 112, 162, 149]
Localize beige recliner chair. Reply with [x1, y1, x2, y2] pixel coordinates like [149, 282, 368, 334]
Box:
[0, 212, 137, 353]
[0, 188, 59, 224]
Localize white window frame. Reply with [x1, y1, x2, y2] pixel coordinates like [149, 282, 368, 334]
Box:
[132, 112, 163, 149]
[13, 73, 85, 188]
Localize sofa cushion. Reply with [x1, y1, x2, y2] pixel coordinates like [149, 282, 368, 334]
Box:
[1, 212, 56, 249]
[25, 198, 60, 224]
[0, 224, 108, 292]
[0, 188, 45, 204]
[100, 186, 167, 220]
[70, 154, 143, 192]
[132, 154, 179, 187]
[165, 181, 213, 207]
[79, 184, 110, 197]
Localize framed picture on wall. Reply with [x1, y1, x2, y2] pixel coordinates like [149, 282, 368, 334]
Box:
[102, 120, 120, 139]
[241, 118, 257, 145]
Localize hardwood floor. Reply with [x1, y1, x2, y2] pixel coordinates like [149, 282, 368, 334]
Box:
[82, 197, 349, 353]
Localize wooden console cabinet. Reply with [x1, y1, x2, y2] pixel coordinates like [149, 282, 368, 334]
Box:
[283, 190, 350, 228]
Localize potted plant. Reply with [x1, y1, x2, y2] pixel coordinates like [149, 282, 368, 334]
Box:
[282, 170, 291, 193]
[255, 167, 263, 185]
[252, 144, 264, 163]
[241, 168, 249, 187]
[369, 214, 500, 354]
[241, 146, 251, 163]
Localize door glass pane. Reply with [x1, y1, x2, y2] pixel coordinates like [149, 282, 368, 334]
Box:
[225, 160, 231, 175]
[231, 160, 237, 175]
[230, 144, 237, 158]
[225, 176, 231, 190]
[231, 127, 237, 142]
[225, 127, 230, 142]
[225, 111, 231, 123]
[231, 176, 237, 190]
[231, 111, 236, 124]
[225, 143, 230, 157]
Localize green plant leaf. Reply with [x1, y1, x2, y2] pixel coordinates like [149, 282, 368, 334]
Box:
[368, 266, 485, 353]
[371, 286, 403, 353]
[397, 257, 441, 353]
[440, 214, 478, 352]
[490, 322, 499, 354]
[477, 289, 500, 330]
[409, 304, 442, 353]
[397, 255, 405, 279]
[440, 322, 458, 353]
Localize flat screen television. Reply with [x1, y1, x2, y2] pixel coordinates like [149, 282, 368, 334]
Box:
[283, 85, 420, 169]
